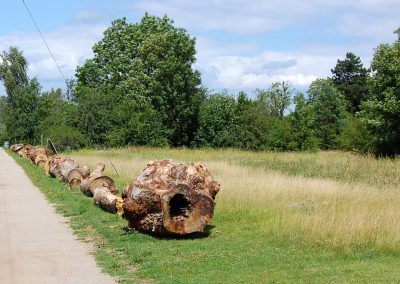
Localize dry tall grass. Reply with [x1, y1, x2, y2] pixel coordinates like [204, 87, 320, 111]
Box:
[68, 148, 400, 251]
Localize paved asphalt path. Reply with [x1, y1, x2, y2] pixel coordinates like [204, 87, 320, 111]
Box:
[0, 148, 115, 284]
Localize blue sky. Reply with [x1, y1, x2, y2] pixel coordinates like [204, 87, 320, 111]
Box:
[1, 0, 399, 96]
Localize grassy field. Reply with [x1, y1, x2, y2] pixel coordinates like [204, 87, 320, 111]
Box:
[11, 148, 400, 283]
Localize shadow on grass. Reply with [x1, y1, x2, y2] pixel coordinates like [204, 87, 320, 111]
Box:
[122, 224, 216, 240]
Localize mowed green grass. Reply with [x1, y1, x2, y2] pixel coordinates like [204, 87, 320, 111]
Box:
[10, 148, 400, 283]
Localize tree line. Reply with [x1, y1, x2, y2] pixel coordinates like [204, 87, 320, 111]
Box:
[0, 14, 399, 156]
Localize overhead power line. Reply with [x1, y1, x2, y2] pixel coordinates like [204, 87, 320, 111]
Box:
[22, 0, 67, 83]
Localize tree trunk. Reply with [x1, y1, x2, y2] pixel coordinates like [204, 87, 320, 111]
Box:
[10, 144, 24, 152]
[67, 166, 90, 188]
[49, 156, 62, 178]
[80, 163, 116, 196]
[29, 147, 53, 163]
[59, 158, 79, 182]
[34, 154, 48, 169]
[44, 159, 51, 176]
[93, 187, 123, 214]
[17, 144, 33, 158]
[122, 160, 220, 236]
[49, 157, 78, 181]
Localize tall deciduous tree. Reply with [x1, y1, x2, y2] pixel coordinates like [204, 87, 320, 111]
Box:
[358, 29, 400, 156]
[255, 81, 292, 118]
[290, 92, 318, 151]
[0, 47, 28, 96]
[35, 88, 87, 150]
[193, 92, 237, 148]
[229, 96, 270, 150]
[308, 79, 347, 149]
[331, 52, 369, 112]
[76, 14, 203, 146]
[0, 96, 6, 142]
[0, 47, 40, 143]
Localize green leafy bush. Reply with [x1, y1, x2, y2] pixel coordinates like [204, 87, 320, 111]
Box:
[337, 116, 374, 153]
[43, 125, 87, 151]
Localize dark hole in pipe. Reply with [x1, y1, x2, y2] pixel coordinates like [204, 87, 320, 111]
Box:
[169, 194, 190, 217]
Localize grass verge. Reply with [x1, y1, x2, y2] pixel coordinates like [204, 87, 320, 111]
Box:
[10, 149, 400, 283]
[9, 150, 143, 283]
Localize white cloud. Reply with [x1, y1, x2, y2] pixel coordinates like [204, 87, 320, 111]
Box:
[1, 0, 398, 95]
[72, 10, 107, 24]
[131, 0, 399, 36]
[200, 51, 338, 91]
[0, 21, 106, 90]
[195, 36, 259, 58]
[127, 0, 398, 92]
[132, 0, 319, 34]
